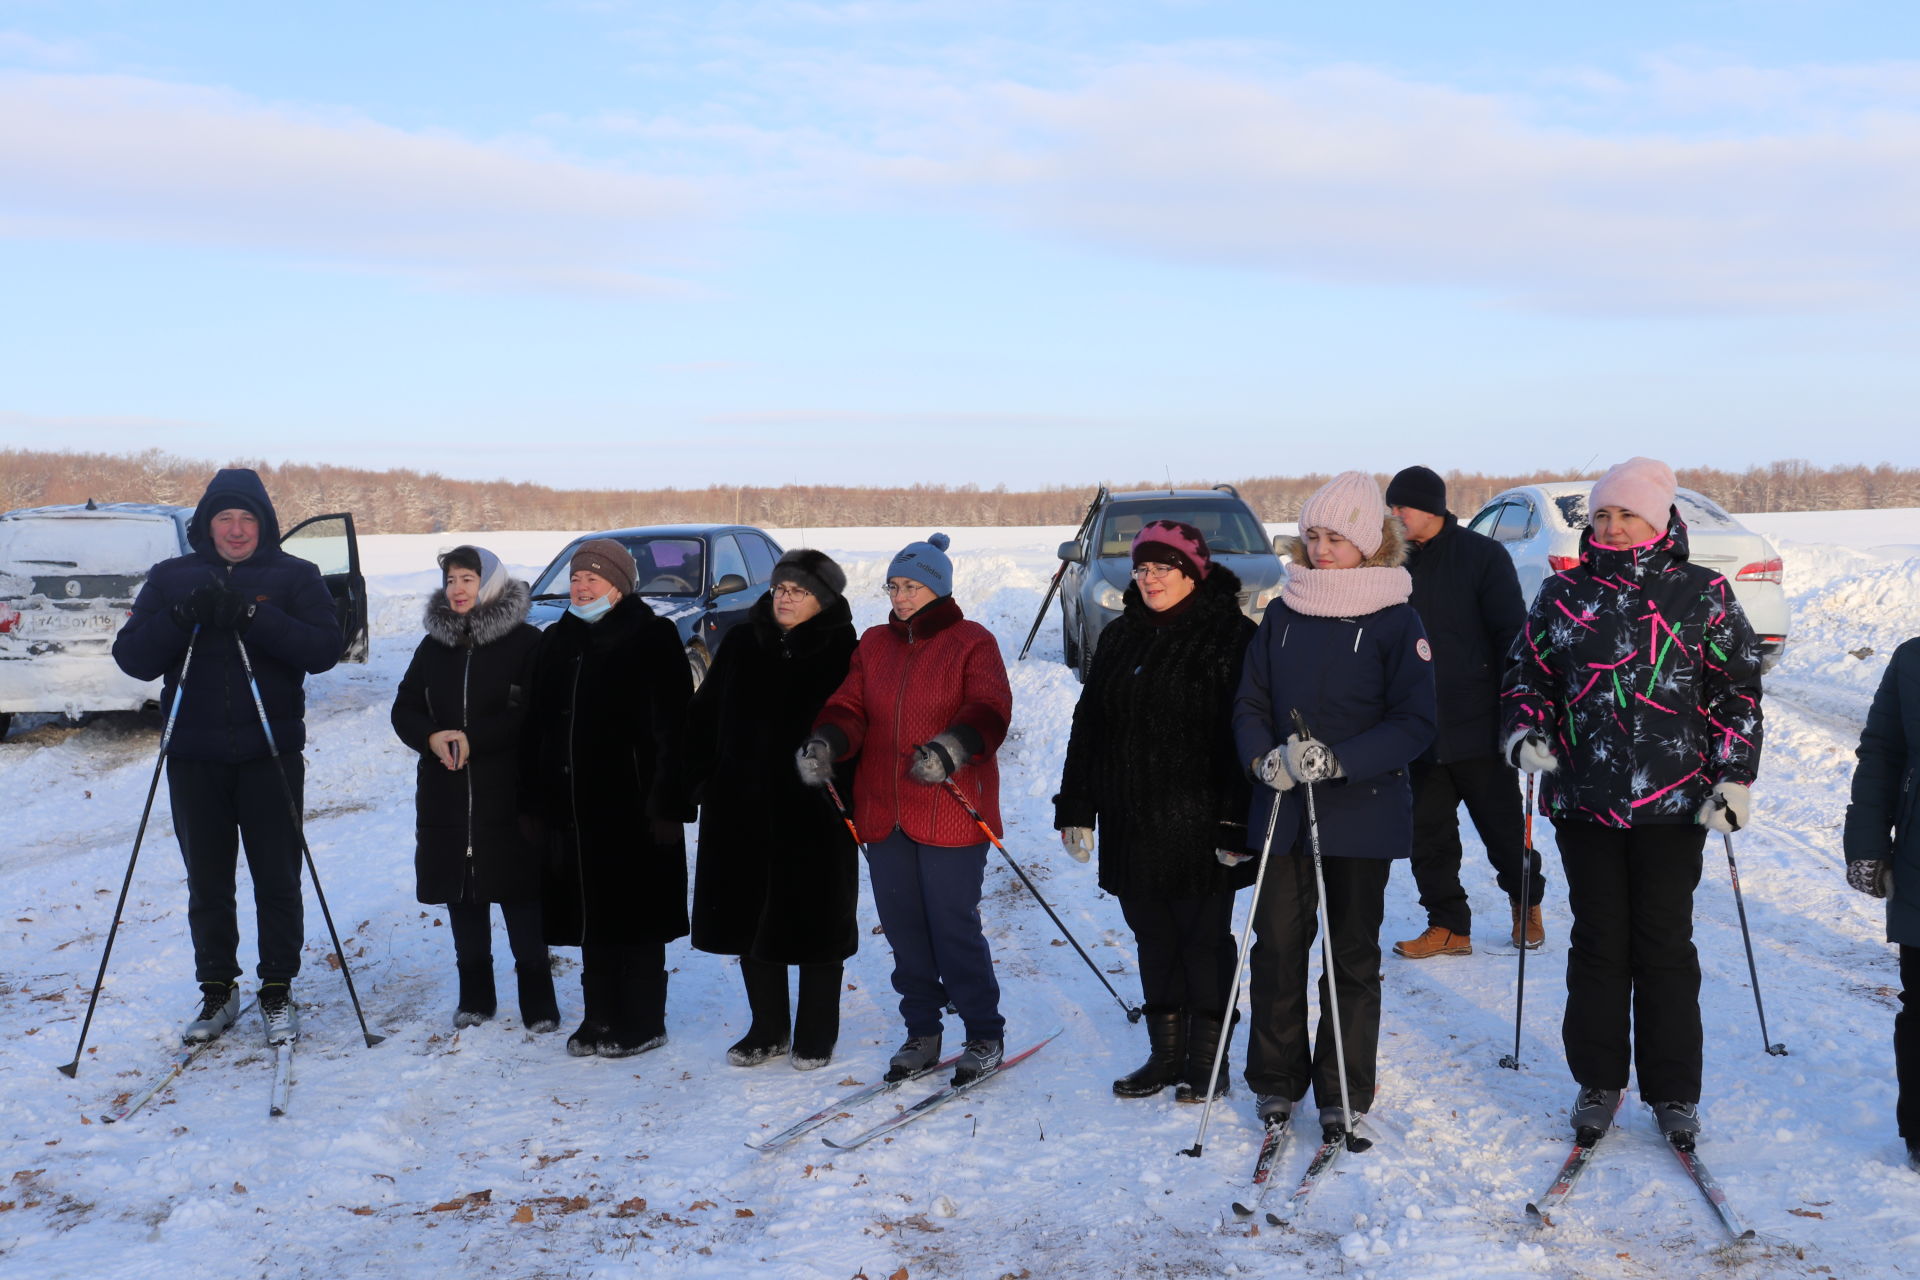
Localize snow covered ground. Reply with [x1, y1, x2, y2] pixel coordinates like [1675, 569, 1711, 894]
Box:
[4, 513, 1918, 1279]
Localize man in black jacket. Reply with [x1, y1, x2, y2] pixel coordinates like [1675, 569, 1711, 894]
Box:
[1384, 466, 1545, 957]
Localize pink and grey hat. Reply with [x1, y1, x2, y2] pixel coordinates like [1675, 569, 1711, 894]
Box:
[1297, 471, 1388, 558]
[1589, 456, 1678, 526]
[1132, 520, 1212, 581]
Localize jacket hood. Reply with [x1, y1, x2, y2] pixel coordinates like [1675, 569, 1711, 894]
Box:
[188, 468, 282, 559]
[425, 578, 532, 648]
[1279, 514, 1409, 571]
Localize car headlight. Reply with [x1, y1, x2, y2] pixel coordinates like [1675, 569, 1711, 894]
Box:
[1251, 584, 1282, 611]
[1094, 581, 1125, 612]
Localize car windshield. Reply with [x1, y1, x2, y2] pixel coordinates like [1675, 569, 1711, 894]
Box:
[532, 536, 707, 598]
[1095, 500, 1268, 556]
[1555, 490, 1738, 531]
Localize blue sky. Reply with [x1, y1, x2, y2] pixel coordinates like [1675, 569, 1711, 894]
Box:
[2, 1, 1916, 490]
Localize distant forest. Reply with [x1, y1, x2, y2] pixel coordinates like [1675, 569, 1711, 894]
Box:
[2, 447, 1915, 535]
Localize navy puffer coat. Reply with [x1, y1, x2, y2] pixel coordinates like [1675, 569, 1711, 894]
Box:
[1845, 637, 1920, 946]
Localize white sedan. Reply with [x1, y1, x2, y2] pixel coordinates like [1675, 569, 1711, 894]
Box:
[1465, 481, 1790, 672]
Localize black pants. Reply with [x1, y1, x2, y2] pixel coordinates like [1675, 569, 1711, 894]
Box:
[1245, 853, 1391, 1112]
[1900, 946, 1920, 1142]
[1406, 754, 1544, 936]
[582, 941, 668, 1041]
[167, 754, 306, 985]
[447, 900, 547, 972]
[1120, 890, 1237, 1012]
[1555, 819, 1704, 1102]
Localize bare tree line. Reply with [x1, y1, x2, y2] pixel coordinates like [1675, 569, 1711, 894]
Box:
[2, 447, 1914, 534]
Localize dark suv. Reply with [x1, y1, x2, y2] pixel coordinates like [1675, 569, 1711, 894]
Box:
[1055, 486, 1284, 680]
[526, 524, 785, 686]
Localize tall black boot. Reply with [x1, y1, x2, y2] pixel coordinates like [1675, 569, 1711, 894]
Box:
[454, 961, 497, 1029]
[568, 967, 610, 1057]
[516, 958, 560, 1033]
[791, 963, 842, 1071]
[1113, 1005, 1186, 1098]
[1175, 1008, 1238, 1103]
[728, 958, 791, 1066]
[601, 954, 667, 1058]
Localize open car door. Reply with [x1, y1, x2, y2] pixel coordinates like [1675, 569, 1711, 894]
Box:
[281, 512, 369, 663]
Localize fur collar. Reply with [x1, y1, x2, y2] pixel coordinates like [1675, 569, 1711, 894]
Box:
[1121, 563, 1245, 627]
[424, 578, 531, 648]
[749, 590, 856, 656]
[886, 594, 964, 642]
[1278, 514, 1409, 570]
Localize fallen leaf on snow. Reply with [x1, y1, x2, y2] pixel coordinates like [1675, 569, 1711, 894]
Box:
[512, 1206, 534, 1224]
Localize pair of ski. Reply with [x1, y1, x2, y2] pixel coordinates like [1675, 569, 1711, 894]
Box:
[1228, 1114, 1363, 1226]
[1526, 1104, 1754, 1242]
[748, 1028, 1061, 1153]
[100, 1001, 295, 1123]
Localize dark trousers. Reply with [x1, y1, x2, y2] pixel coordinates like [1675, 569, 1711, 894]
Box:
[865, 829, 1004, 1041]
[581, 940, 667, 1041]
[167, 754, 306, 985]
[1555, 819, 1705, 1102]
[1120, 890, 1237, 1012]
[447, 900, 547, 971]
[1900, 947, 1920, 1142]
[1406, 754, 1543, 936]
[1245, 852, 1392, 1112]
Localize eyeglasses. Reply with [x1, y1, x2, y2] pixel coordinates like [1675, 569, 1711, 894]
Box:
[770, 584, 813, 601]
[1131, 563, 1181, 580]
[881, 581, 931, 596]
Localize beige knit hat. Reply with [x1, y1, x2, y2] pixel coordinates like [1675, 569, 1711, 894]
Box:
[1297, 470, 1388, 558]
[1589, 456, 1678, 526]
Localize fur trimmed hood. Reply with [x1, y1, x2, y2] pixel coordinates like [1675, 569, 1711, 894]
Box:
[424, 577, 532, 648]
[1278, 513, 1409, 570]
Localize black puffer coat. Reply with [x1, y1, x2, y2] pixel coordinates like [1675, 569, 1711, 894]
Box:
[391, 580, 542, 905]
[686, 594, 860, 963]
[1501, 509, 1764, 827]
[1845, 637, 1920, 946]
[521, 594, 696, 947]
[1404, 515, 1526, 764]
[1054, 567, 1258, 899]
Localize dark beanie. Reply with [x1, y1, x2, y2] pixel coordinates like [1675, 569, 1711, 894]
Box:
[569, 538, 636, 597]
[1131, 519, 1212, 581]
[770, 548, 847, 605]
[1385, 465, 1448, 517]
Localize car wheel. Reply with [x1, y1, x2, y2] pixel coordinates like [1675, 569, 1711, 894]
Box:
[1074, 620, 1094, 684]
[1061, 606, 1080, 671]
[0, 712, 11, 742]
[686, 641, 711, 690]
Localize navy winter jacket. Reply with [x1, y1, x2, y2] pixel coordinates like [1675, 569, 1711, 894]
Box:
[1404, 516, 1526, 764]
[112, 469, 343, 763]
[1845, 637, 1920, 946]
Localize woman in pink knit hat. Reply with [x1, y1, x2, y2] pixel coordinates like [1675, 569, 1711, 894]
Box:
[1231, 470, 1437, 1140]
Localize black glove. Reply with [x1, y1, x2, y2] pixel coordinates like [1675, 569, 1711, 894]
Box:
[1847, 859, 1894, 899]
[170, 584, 221, 631]
[208, 586, 254, 632]
[650, 817, 685, 846]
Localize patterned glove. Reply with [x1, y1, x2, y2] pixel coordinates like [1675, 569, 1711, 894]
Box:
[1284, 733, 1343, 784]
[909, 732, 968, 785]
[1060, 827, 1093, 863]
[794, 737, 834, 787]
[1504, 728, 1560, 774]
[1847, 859, 1894, 899]
[1696, 781, 1751, 834]
[1255, 747, 1295, 792]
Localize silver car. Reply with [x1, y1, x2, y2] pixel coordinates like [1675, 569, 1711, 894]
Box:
[1466, 482, 1790, 672]
[1056, 486, 1285, 679]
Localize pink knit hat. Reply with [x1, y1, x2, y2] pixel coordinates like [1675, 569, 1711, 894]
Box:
[1297, 471, 1387, 558]
[1589, 456, 1677, 525]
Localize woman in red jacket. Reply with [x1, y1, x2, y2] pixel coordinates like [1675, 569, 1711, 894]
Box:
[798, 533, 1013, 1085]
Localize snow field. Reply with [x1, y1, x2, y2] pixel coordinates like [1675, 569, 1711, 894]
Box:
[1, 516, 1917, 1278]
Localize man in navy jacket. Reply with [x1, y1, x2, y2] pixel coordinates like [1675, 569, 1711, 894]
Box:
[113, 468, 343, 1041]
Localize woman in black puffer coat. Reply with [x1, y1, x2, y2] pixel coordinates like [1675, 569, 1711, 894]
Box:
[1055, 520, 1257, 1100]
[687, 550, 859, 1071]
[391, 545, 558, 1031]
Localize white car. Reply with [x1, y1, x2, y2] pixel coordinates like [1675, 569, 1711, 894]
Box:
[1465, 482, 1790, 672]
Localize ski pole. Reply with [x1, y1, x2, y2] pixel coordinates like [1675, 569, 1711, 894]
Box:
[938, 778, 1142, 1023]
[59, 628, 200, 1078]
[232, 632, 385, 1048]
[1018, 485, 1107, 661]
[1293, 710, 1370, 1153]
[1723, 830, 1787, 1057]
[1499, 774, 1535, 1071]
[1181, 785, 1283, 1158]
[821, 780, 863, 852]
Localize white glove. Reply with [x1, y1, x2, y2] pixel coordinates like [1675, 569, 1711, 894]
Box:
[908, 732, 968, 785]
[1284, 734, 1342, 784]
[795, 737, 834, 787]
[1504, 728, 1559, 775]
[1060, 827, 1093, 863]
[1216, 848, 1252, 867]
[1697, 781, 1751, 834]
[1255, 747, 1295, 792]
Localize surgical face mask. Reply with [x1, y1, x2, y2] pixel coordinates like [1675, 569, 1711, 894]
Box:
[567, 594, 615, 623]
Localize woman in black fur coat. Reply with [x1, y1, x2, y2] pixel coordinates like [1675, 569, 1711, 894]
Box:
[687, 550, 859, 1070]
[1055, 520, 1256, 1100]
[391, 545, 558, 1031]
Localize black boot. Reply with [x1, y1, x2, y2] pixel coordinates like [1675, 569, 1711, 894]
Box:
[516, 958, 560, 1033]
[601, 958, 667, 1058]
[1175, 1008, 1237, 1103]
[454, 961, 497, 1029]
[791, 963, 842, 1071]
[1112, 1005, 1186, 1099]
[567, 969, 611, 1057]
[727, 958, 791, 1066]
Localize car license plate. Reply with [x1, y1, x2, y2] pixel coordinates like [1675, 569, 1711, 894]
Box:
[20, 609, 122, 637]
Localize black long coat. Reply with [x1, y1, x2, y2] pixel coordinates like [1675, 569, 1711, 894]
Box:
[391, 580, 543, 905]
[1403, 515, 1526, 764]
[686, 594, 860, 964]
[1845, 637, 1920, 946]
[1055, 567, 1258, 900]
[521, 594, 695, 947]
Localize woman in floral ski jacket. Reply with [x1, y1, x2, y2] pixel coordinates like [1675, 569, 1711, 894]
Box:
[1501, 456, 1763, 1151]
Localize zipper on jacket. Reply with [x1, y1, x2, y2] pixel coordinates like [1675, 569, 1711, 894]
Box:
[462, 645, 476, 900]
[891, 617, 920, 831]
[567, 654, 588, 945]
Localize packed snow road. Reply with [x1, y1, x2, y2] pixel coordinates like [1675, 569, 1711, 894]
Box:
[2, 515, 1916, 1279]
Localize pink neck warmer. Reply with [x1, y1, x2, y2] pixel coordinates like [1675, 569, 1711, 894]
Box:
[1280, 564, 1413, 618]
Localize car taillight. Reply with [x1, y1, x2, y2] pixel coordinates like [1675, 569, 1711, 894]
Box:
[1548, 555, 1580, 573]
[0, 602, 18, 633]
[1736, 558, 1783, 584]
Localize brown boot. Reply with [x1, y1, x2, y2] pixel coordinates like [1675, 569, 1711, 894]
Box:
[1393, 925, 1472, 959]
[1510, 900, 1545, 950]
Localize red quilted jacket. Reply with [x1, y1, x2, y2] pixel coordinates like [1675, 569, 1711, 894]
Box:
[816, 598, 1012, 846]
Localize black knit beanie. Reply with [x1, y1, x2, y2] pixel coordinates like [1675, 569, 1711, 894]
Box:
[1385, 465, 1448, 517]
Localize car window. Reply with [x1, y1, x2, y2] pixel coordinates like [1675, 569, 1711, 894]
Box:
[709, 534, 748, 589]
[1466, 503, 1506, 537]
[1676, 492, 1738, 528]
[740, 534, 777, 584]
[1096, 499, 1268, 556]
[1554, 493, 1590, 529]
[532, 535, 710, 597]
[0, 516, 181, 601]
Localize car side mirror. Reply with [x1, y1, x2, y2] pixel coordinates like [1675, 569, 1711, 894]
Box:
[713, 573, 748, 597]
[1056, 541, 1085, 564]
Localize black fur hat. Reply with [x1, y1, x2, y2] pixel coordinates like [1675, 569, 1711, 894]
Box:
[770, 548, 847, 605]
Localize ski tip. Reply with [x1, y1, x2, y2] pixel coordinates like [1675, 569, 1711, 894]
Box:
[55, 1061, 79, 1079]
